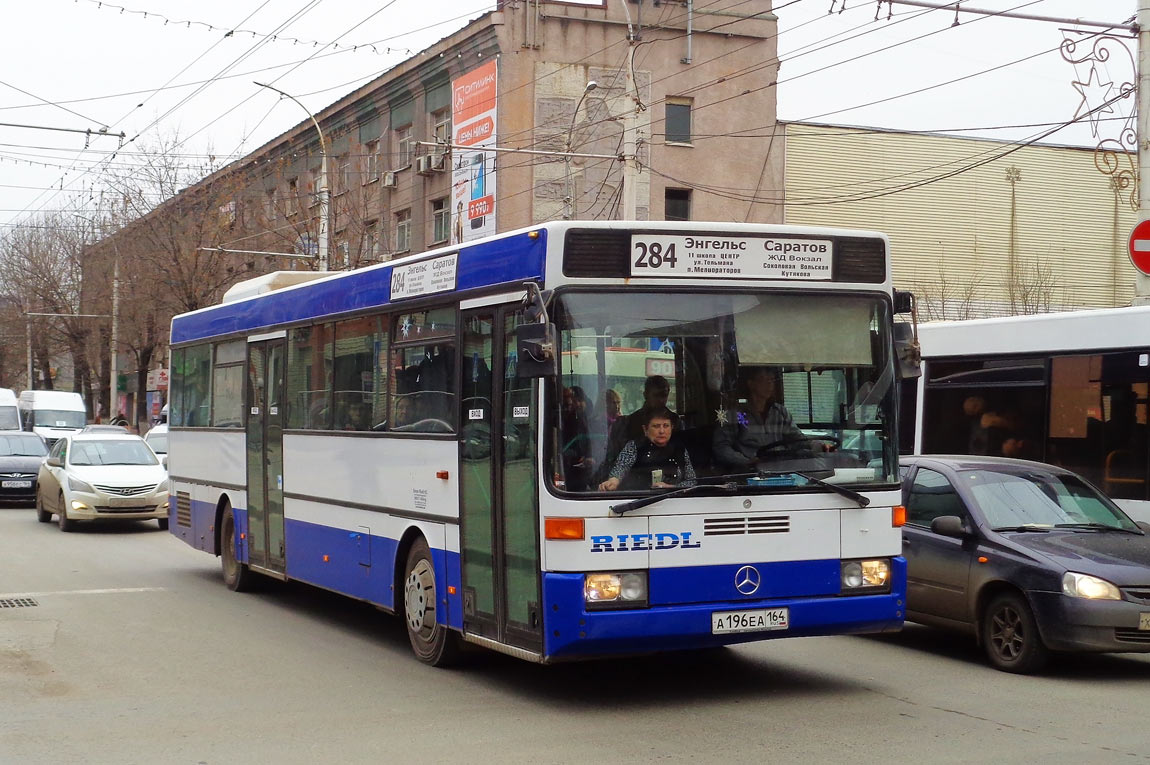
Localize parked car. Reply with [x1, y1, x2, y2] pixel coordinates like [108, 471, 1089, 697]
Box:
[82, 424, 130, 433]
[0, 432, 47, 503]
[36, 431, 169, 532]
[900, 455, 1150, 673]
[143, 423, 168, 456]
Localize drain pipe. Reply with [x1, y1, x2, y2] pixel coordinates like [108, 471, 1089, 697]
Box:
[681, 0, 693, 64]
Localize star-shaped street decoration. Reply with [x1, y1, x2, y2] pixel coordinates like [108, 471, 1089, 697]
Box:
[400, 316, 412, 338]
[1071, 65, 1115, 138]
[715, 409, 728, 425]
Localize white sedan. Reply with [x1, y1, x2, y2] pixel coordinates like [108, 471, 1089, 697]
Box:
[37, 431, 170, 532]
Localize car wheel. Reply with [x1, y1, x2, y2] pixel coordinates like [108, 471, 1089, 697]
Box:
[403, 537, 459, 666]
[157, 518, 169, 531]
[982, 592, 1048, 673]
[220, 508, 254, 592]
[35, 492, 51, 523]
[57, 492, 75, 532]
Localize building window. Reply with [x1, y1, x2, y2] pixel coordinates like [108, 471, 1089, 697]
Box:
[396, 209, 411, 253]
[308, 168, 320, 207]
[665, 188, 690, 221]
[431, 108, 451, 146]
[337, 240, 350, 269]
[665, 98, 693, 144]
[365, 140, 379, 182]
[264, 188, 276, 221]
[286, 177, 299, 215]
[395, 125, 413, 168]
[364, 220, 379, 262]
[431, 198, 449, 244]
[336, 155, 350, 195]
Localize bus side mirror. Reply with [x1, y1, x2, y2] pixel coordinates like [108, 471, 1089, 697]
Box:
[893, 289, 915, 314]
[894, 321, 921, 380]
[517, 322, 557, 378]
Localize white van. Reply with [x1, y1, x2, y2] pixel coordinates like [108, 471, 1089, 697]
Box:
[0, 388, 19, 430]
[18, 390, 87, 446]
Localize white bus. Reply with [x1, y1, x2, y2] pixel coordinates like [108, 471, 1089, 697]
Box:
[167, 221, 914, 665]
[904, 305, 1150, 522]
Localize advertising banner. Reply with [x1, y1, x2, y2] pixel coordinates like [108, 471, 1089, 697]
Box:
[451, 59, 498, 244]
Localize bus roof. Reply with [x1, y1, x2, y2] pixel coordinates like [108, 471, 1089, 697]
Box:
[918, 304, 1150, 358]
[171, 221, 892, 346]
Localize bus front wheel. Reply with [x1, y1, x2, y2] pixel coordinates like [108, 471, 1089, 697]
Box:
[403, 538, 459, 666]
[221, 510, 254, 592]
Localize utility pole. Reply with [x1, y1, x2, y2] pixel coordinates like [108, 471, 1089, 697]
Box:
[1136, 0, 1150, 302]
[110, 257, 120, 416]
[255, 82, 329, 270]
[619, 0, 642, 220]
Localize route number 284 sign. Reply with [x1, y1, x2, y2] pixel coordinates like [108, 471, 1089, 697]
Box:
[629, 234, 833, 281]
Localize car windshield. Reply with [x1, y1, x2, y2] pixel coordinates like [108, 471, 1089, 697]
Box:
[70, 439, 158, 466]
[145, 434, 168, 454]
[550, 290, 898, 494]
[964, 468, 1138, 531]
[0, 434, 46, 457]
[33, 409, 86, 428]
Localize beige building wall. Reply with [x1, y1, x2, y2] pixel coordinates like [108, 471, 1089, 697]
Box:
[783, 122, 1138, 318]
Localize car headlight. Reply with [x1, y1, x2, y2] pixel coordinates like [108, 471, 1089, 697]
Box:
[841, 558, 891, 593]
[1062, 572, 1121, 600]
[156, 479, 169, 494]
[68, 476, 95, 493]
[584, 572, 648, 609]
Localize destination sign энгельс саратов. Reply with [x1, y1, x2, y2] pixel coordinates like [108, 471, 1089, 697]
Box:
[629, 235, 833, 280]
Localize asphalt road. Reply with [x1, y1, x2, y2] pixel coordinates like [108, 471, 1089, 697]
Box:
[2, 503, 1150, 765]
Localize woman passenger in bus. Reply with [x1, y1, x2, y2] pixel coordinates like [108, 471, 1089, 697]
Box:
[561, 386, 593, 491]
[598, 408, 696, 491]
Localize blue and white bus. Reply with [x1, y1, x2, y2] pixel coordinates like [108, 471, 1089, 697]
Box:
[167, 221, 912, 665]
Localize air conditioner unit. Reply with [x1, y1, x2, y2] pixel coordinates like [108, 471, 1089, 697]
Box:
[382, 171, 398, 188]
[412, 155, 429, 175]
[429, 152, 447, 172]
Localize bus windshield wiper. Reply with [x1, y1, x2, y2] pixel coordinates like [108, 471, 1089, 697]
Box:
[759, 471, 870, 507]
[1054, 522, 1144, 535]
[610, 473, 752, 515]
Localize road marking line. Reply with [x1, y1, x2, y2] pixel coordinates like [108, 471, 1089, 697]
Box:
[0, 587, 166, 598]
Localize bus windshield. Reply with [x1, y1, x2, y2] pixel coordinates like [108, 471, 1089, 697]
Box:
[552, 290, 898, 494]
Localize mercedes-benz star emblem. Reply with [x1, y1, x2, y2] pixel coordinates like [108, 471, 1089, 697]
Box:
[734, 565, 761, 595]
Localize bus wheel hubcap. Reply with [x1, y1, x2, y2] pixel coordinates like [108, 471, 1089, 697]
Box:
[405, 560, 435, 635]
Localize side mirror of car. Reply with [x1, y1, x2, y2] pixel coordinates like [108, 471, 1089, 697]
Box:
[930, 515, 968, 539]
[46, 456, 63, 468]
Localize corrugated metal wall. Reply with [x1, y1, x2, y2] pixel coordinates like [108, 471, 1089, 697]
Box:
[783, 123, 1137, 319]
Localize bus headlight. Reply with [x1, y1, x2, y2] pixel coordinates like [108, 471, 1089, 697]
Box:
[1062, 572, 1120, 600]
[585, 572, 648, 609]
[841, 559, 891, 593]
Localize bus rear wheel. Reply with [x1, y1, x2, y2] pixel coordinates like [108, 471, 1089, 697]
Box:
[221, 509, 254, 592]
[403, 538, 459, 666]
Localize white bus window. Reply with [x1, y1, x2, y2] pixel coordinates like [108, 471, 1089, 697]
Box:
[287, 324, 333, 429]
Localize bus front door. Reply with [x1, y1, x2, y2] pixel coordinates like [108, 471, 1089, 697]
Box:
[245, 338, 287, 577]
[459, 308, 543, 654]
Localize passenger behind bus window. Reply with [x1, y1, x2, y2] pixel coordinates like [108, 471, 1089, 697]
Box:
[341, 402, 368, 431]
[712, 366, 807, 469]
[962, 396, 1016, 455]
[604, 388, 622, 432]
[560, 386, 593, 491]
[608, 375, 682, 454]
[599, 408, 696, 491]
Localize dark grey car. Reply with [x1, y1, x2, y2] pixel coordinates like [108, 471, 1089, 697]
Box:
[901, 455, 1150, 673]
[0, 432, 47, 503]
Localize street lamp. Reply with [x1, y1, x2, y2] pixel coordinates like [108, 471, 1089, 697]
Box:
[564, 80, 598, 220]
[255, 81, 329, 271]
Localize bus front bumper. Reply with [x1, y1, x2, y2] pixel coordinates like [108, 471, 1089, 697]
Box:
[541, 560, 906, 661]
